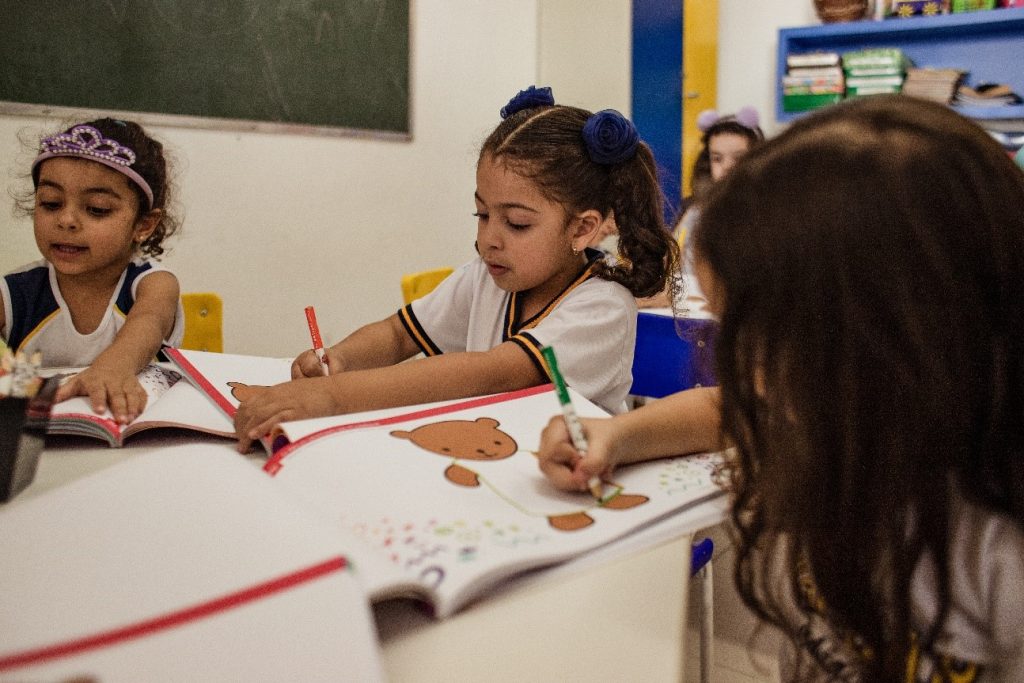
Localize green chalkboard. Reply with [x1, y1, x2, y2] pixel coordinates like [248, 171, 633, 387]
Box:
[0, 1, 409, 136]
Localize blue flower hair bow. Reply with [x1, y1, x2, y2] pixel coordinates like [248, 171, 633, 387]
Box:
[582, 110, 639, 165]
[500, 86, 555, 119]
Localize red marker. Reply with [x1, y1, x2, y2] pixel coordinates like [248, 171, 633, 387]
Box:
[304, 306, 328, 375]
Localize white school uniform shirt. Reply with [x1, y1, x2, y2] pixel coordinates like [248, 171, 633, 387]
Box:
[675, 207, 709, 315]
[397, 252, 637, 414]
[780, 490, 1024, 682]
[1, 258, 184, 367]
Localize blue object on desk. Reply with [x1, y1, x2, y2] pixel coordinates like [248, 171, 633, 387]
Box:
[690, 537, 714, 577]
[630, 312, 717, 398]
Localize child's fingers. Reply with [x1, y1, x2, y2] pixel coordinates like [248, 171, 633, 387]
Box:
[537, 445, 587, 492]
[291, 350, 322, 379]
[87, 383, 112, 417]
[122, 381, 149, 421]
[53, 376, 82, 404]
[324, 351, 342, 376]
[536, 416, 589, 492]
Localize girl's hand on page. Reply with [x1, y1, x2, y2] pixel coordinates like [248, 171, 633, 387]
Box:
[53, 365, 147, 424]
[234, 377, 338, 452]
[536, 415, 616, 493]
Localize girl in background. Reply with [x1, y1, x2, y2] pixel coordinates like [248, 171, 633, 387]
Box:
[639, 106, 764, 312]
[539, 95, 1024, 681]
[2, 119, 182, 423]
[234, 86, 678, 451]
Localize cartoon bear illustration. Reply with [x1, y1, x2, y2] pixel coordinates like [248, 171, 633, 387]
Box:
[391, 417, 648, 531]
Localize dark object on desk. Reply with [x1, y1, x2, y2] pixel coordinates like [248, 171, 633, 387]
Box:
[0, 376, 61, 503]
[631, 314, 718, 399]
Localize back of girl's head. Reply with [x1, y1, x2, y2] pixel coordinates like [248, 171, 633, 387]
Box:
[480, 87, 678, 297]
[696, 95, 1024, 679]
[29, 117, 179, 258]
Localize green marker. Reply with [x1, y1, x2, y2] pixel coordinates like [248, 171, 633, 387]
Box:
[540, 346, 604, 500]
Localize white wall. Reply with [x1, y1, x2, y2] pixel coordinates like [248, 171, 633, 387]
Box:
[718, 0, 818, 135]
[538, 0, 632, 115]
[1, 0, 812, 357]
[1, 1, 542, 357]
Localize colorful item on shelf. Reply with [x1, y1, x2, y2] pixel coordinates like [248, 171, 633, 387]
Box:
[951, 0, 995, 9]
[783, 50, 845, 113]
[890, 0, 950, 15]
[813, 0, 871, 22]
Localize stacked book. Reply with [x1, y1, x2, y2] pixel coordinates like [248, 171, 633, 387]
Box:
[782, 51, 844, 113]
[842, 48, 911, 98]
[954, 82, 1023, 107]
[902, 68, 966, 104]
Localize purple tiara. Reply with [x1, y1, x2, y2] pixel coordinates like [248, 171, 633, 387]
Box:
[32, 125, 154, 209]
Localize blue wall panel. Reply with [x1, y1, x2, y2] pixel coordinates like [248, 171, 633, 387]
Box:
[632, 0, 683, 221]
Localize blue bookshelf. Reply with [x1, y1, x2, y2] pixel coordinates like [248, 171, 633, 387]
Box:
[777, 7, 1024, 122]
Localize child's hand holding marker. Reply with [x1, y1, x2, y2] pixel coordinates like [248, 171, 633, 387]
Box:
[536, 411, 619, 497]
[540, 346, 607, 501]
[296, 306, 330, 378]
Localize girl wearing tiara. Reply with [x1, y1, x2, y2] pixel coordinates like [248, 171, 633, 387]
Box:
[639, 106, 764, 312]
[1, 118, 183, 424]
[233, 86, 678, 451]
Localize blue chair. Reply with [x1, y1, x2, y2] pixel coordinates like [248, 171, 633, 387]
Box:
[631, 312, 717, 398]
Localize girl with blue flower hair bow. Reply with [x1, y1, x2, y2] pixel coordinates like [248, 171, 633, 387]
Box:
[233, 86, 678, 449]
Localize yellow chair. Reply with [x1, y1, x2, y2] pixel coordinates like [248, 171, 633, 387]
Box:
[400, 267, 453, 305]
[180, 292, 223, 352]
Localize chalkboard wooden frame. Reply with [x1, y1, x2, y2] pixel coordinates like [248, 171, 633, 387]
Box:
[0, 1, 411, 140]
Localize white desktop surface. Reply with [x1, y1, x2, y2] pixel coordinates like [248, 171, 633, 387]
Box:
[17, 432, 726, 681]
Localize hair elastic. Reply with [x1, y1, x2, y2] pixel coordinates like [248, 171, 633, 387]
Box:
[500, 85, 555, 119]
[582, 110, 639, 165]
[32, 124, 154, 210]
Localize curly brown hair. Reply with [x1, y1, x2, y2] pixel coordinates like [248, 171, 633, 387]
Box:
[480, 105, 678, 298]
[25, 117, 179, 258]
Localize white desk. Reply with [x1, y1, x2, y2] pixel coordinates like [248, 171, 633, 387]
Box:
[18, 433, 728, 681]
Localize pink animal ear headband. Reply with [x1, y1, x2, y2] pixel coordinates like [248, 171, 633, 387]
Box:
[696, 106, 762, 138]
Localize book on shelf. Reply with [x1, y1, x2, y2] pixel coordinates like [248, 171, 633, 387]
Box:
[45, 363, 235, 447]
[786, 51, 841, 68]
[841, 47, 911, 70]
[847, 84, 904, 97]
[902, 68, 966, 104]
[784, 65, 844, 80]
[0, 446, 385, 681]
[782, 51, 844, 113]
[0, 382, 727, 677]
[844, 65, 906, 78]
[845, 75, 906, 88]
[954, 82, 1022, 106]
[783, 82, 846, 96]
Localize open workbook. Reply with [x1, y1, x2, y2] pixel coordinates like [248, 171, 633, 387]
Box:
[164, 347, 478, 452]
[265, 386, 726, 617]
[160, 347, 728, 614]
[0, 447, 384, 682]
[1, 372, 727, 677]
[45, 363, 235, 446]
